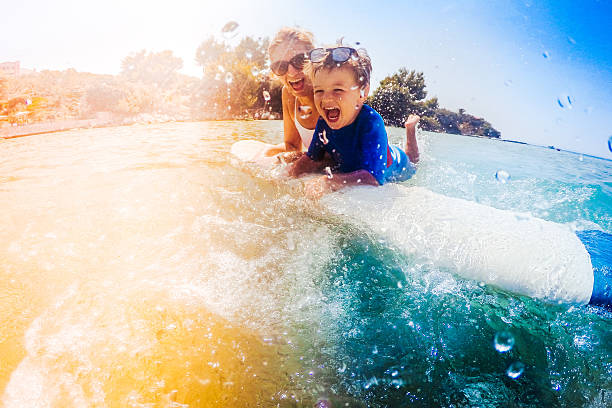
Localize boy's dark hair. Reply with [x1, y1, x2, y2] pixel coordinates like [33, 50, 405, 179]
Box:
[306, 47, 372, 88]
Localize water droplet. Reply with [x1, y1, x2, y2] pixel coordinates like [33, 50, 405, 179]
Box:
[217, 65, 225, 73]
[227, 105, 231, 111]
[494, 331, 515, 352]
[262, 90, 271, 101]
[557, 94, 573, 109]
[225, 72, 233, 85]
[542, 51, 550, 59]
[221, 21, 239, 39]
[372, 345, 378, 354]
[608, 136, 612, 152]
[364, 377, 378, 389]
[397, 281, 403, 289]
[338, 362, 347, 373]
[504, 79, 513, 87]
[350, 85, 359, 90]
[355, 105, 360, 110]
[356, 179, 361, 183]
[495, 169, 510, 183]
[315, 398, 332, 408]
[250, 67, 259, 76]
[506, 361, 525, 379]
[319, 129, 329, 144]
[360, 89, 365, 98]
[325, 166, 333, 179]
[379, 155, 383, 160]
[245, 51, 252, 59]
[567, 36, 576, 45]
[359, 76, 364, 82]
[214, 73, 221, 81]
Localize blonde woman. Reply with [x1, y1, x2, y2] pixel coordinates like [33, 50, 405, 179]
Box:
[264, 27, 319, 159]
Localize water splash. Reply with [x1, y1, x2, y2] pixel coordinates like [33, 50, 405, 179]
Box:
[494, 331, 515, 352]
[315, 398, 332, 408]
[495, 170, 511, 183]
[325, 167, 333, 179]
[298, 105, 312, 119]
[221, 21, 239, 39]
[506, 361, 525, 379]
[364, 377, 379, 389]
[319, 129, 329, 145]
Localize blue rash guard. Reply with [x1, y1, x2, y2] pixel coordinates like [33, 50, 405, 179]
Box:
[306, 104, 415, 185]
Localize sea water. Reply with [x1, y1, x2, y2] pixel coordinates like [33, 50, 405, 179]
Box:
[0, 121, 610, 407]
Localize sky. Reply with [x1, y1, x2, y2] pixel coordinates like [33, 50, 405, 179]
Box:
[3, 0, 611, 159]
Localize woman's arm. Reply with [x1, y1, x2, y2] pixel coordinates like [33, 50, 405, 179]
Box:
[263, 87, 303, 157]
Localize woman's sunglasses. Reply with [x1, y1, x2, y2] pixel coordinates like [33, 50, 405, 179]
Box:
[270, 53, 307, 76]
[309, 47, 357, 64]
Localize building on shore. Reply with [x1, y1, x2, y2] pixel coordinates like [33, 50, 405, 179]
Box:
[0, 61, 20, 76]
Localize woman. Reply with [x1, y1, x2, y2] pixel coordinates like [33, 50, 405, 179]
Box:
[264, 27, 319, 158]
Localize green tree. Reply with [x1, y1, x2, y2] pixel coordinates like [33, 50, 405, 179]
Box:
[120, 50, 183, 88]
[369, 68, 439, 129]
[195, 35, 273, 120]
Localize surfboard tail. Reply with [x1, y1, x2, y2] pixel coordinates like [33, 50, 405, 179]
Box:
[577, 230, 612, 308]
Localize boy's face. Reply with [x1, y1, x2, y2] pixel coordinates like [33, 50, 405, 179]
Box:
[312, 65, 368, 130]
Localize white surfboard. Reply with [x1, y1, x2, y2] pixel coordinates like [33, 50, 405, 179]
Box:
[321, 185, 594, 305]
[231, 140, 595, 305]
[230, 140, 281, 168]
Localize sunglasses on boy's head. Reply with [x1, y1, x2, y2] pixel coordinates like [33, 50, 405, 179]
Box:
[270, 53, 307, 76]
[308, 47, 357, 63]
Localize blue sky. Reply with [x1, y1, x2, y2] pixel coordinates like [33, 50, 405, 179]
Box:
[4, 0, 611, 159]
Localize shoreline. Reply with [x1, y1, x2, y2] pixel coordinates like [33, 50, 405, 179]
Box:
[1, 118, 118, 139]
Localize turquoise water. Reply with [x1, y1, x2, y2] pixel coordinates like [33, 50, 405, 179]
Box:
[0, 121, 610, 407]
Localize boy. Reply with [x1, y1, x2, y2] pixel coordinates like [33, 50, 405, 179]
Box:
[287, 45, 420, 199]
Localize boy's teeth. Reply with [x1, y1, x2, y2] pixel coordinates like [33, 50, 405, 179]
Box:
[325, 107, 340, 121]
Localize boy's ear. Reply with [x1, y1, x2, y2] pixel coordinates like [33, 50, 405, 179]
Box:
[360, 83, 370, 101]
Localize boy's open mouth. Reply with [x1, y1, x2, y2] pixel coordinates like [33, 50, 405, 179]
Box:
[324, 107, 341, 123]
[288, 78, 304, 91]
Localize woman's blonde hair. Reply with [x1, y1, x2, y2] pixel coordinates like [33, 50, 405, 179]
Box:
[268, 26, 315, 56]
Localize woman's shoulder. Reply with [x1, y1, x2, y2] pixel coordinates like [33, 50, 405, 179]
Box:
[282, 86, 296, 114]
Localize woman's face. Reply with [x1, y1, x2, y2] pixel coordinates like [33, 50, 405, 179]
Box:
[269, 41, 313, 97]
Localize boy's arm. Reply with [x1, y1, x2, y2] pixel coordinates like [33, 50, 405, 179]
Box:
[287, 154, 329, 177]
[304, 169, 379, 199]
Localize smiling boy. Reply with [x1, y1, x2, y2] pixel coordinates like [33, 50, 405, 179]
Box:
[287, 46, 420, 198]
